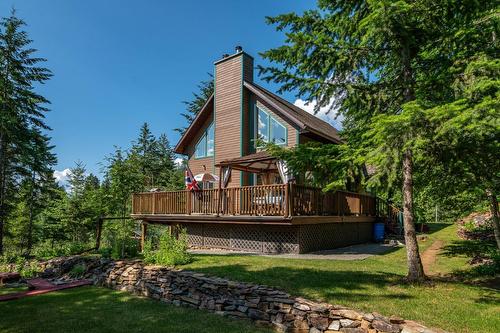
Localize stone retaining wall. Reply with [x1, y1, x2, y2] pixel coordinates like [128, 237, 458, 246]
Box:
[39, 256, 446, 333]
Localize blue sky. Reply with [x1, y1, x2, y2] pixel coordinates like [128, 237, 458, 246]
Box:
[0, 1, 338, 181]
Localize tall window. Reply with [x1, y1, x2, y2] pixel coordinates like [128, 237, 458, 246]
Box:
[257, 107, 286, 146]
[257, 108, 269, 142]
[195, 122, 214, 158]
[270, 117, 286, 145]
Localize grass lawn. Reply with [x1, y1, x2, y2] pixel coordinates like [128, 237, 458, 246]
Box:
[0, 286, 26, 296]
[0, 286, 272, 333]
[184, 224, 499, 333]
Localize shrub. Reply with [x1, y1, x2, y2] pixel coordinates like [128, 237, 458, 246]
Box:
[33, 241, 92, 259]
[470, 249, 500, 276]
[101, 219, 139, 260]
[11, 258, 40, 279]
[98, 247, 112, 259]
[143, 229, 192, 266]
[68, 264, 86, 278]
[457, 212, 494, 241]
[110, 237, 139, 259]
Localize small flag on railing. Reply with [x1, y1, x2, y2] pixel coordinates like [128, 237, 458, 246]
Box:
[185, 166, 200, 191]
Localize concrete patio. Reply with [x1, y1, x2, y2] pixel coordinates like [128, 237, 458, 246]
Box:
[189, 242, 400, 260]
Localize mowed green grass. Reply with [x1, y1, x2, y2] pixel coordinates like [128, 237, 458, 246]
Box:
[0, 286, 272, 333]
[184, 224, 500, 333]
[0, 286, 26, 295]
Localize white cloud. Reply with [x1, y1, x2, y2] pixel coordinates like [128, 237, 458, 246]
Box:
[174, 157, 185, 167]
[53, 168, 72, 191]
[54, 168, 71, 183]
[294, 98, 343, 130]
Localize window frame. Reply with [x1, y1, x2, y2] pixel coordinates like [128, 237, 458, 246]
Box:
[194, 122, 215, 159]
[255, 106, 287, 147]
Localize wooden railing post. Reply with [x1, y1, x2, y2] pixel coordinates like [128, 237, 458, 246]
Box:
[186, 191, 191, 215]
[152, 192, 156, 215]
[284, 182, 289, 217]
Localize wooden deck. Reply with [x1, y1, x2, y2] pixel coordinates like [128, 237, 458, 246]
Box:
[131, 184, 379, 224]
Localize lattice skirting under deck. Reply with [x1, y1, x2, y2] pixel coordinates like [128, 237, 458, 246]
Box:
[183, 222, 374, 254]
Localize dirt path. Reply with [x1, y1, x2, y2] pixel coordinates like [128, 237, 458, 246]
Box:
[421, 240, 444, 275]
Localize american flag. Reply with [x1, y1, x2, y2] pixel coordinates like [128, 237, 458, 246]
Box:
[185, 167, 200, 191]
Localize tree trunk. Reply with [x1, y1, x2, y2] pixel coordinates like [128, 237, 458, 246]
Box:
[402, 149, 426, 281]
[486, 189, 500, 250]
[0, 134, 5, 255]
[399, 39, 425, 281]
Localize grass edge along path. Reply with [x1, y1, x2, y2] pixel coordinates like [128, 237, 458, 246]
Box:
[184, 224, 499, 333]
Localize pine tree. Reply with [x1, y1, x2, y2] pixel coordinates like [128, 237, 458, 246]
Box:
[132, 123, 157, 189]
[0, 12, 52, 254]
[19, 129, 57, 255]
[154, 134, 177, 190]
[175, 74, 214, 135]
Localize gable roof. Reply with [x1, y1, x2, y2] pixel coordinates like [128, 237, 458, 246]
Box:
[243, 81, 342, 144]
[174, 82, 342, 155]
[174, 94, 214, 154]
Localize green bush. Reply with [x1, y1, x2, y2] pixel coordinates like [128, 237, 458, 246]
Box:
[110, 237, 139, 259]
[33, 241, 91, 259]
[98, 247, 112, 259]
[8, 257, 40, 278]
[143, 229, 192, 266]
[471, 249, 500, 276]
[68, 264, 86, 278]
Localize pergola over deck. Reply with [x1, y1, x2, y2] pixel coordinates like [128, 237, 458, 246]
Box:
[215, 151, 292, 191]
[216, 151, 279, 175]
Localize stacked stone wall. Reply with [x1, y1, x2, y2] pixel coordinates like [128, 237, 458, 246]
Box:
[39, 256, 446, 333]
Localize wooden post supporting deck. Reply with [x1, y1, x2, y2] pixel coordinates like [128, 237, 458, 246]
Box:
[140, 222, 148, 252]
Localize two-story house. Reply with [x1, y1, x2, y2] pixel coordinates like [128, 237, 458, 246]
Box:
[132, 47, 381, 254]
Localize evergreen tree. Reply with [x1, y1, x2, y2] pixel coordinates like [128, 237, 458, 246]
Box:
[154, 133, 178, 190]
[19, 130, 57, 255]
[65, 162, 103, 243]
[132, 123, 157, 189]
[0, 12, 52, 254]
[175, 74, 214, 135]
[423, 57, 500, 248]
[259, 0, 497, 281]
[37, 184, 69, 250]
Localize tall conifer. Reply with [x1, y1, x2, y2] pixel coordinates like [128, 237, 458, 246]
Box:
[0, 12, 52, 254]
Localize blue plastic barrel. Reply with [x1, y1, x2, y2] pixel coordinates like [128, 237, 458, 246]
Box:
[373, 223, 385, 242]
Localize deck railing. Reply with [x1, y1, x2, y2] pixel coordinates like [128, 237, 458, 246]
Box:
[131, 183, 377, 218]
[291, 185, 376, 216]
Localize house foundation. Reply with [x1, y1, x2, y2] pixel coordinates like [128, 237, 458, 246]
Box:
[183, 221, 374, 254]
